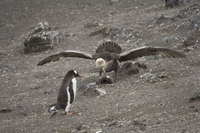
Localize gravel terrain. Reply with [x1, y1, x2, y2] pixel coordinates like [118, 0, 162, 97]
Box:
[0, 0, 200, 133]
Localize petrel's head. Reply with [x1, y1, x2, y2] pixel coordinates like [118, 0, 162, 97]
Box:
[95, 58, 106, 68]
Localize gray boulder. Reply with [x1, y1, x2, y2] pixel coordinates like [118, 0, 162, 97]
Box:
[23, 21, 61, 53]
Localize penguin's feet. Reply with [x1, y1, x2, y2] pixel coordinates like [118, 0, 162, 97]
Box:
[65, 112, 73, 116]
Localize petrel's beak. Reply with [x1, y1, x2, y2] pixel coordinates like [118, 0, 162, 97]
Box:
[78, 74, 83, 78]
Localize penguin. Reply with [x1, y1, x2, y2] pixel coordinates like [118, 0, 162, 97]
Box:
[50, 70, 82, 116]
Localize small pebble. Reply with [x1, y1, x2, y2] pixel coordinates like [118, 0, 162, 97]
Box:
[0, 107, 12, 113]
[44, 89, 56, 94]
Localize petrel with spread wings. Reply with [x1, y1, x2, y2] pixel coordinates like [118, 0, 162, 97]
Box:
[37, 41, 186, 77]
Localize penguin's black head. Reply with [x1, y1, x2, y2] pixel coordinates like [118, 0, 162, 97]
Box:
[67, 70, 83, 78]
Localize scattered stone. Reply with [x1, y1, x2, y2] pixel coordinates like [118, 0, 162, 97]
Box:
[130, 120, 146, 131]
[179, 4, 200, 16]
[30, 86, 41, 90]
[163, 36, 180, 44]
[139, 72, 154, 79]
[108, 0, 119, 5]
[189, 92, 200, 102]
[96, 130, 103, 133]
[19, 111, 28, 116]
[180, 88, 189, 91]
[175, 4, 200, 22]
[76, 124, 87, 130]
[183, 30, 200, 47]
[96, 76, 114, 85]
[108, 121, 118, 127]
[189, 105, 199, 112]
[86, 82, 96, 89]
[0, 107, 12, 113]
[16, 105, 24, 108]
[153, 15, 170, 25]
[89, 26, 136, 43]
[139, 72, 160, 83]
[80, 82, 106, 96]
[181, 129, 187, 133]
[159, 72, 168, 78]
[75, 124, 90, 133]
[189, 105, 195, 108]
[23, 21, 61, 53]
[96, 88, 107, 96]
[120, 62, 147, 76]
[168, 4, 200, 31]
[33, 72, 49, 79]
[84, 22, 101, 28]
[134, 62, 147, 70]
[146, 36, 180, 47]
[189, 16, 200, 26]
[44, 89, 56, 94]
[120, 62, 139, 75]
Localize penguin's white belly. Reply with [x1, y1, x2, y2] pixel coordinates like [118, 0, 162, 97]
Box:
[72, 78, 77, 99]
[65, 78, 77, 113]
[65, 88, 71, 113]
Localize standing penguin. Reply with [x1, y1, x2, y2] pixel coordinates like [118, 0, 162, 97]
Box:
[50, 70, 82, 116]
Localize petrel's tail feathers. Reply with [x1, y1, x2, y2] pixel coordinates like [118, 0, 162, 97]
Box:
[50, 111, 58, 117]
[49, 103, 58, 117]
[49, 103, 57, 111]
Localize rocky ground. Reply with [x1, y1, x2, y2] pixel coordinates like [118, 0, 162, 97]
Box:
[0, 0, 200, 133]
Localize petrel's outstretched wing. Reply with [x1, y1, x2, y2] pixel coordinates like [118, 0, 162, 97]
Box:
[119, 46, 186, 62]
[37, 50, 93, 66]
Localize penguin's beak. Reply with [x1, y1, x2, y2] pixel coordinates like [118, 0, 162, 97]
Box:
[78, 74, 83, 78]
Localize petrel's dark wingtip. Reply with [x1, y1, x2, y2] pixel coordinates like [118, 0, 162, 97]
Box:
[37, 63, 42, 66]
[37, 61, 45, 66]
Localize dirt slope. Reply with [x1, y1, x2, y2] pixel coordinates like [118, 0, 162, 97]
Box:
[0, 0, 200, 133]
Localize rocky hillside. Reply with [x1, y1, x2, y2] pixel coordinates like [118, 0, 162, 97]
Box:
[0, 0, 200, 132]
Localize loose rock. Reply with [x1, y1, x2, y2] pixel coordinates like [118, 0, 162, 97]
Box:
[183, 30, 200, 47]
[89, 26, 136, 43]
[0, 107, 12, 113]
[76, 124, 87, 130]
[80, 82, 106, 97]
[23, 21, 61, 53]
[44, 89, 56, 94]
[189, 92, 200, 102]
[96, 76, 114, 85]
[120, 62, 147, 76]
